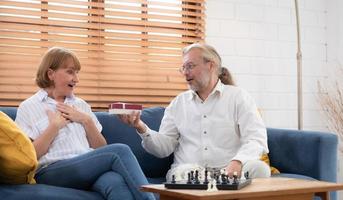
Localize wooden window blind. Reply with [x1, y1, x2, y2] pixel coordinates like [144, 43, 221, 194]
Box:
[0, 0, 205, 110]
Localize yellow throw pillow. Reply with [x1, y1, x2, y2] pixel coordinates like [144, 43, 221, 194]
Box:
[0, 111, 38, 184]
[261, 153, 280, 175]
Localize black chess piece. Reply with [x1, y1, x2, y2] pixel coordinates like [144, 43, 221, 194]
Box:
[215, 174, 220, 182]
[171, 175, 176, 183]
[194, 170, 200, 184]
[221, 174, 227, 184]
[190, 170, 194, 181]
[187, 172, 192, 184]
[244, 171, 249, 179]
[204, 169, 209, 184]
[233, 174, 238, 184]
[225, 174, 230, 184]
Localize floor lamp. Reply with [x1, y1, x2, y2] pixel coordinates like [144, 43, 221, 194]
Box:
[295, 0, 303, 130]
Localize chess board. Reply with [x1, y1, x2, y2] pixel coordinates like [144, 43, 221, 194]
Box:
[164, 178, 252, 190]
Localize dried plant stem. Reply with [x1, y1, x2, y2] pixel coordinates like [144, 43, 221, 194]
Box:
[318, 81, 343, 152]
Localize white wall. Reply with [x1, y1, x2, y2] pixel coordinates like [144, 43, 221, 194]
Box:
[327, 0, 343, 199]
[327, 0, 343, 64]
[206, 0, 343, 198]
[205, 0, 327, 131]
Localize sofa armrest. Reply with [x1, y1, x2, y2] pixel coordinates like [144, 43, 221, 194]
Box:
[0, 107, 17, 120]
[267, 128, 338, 182]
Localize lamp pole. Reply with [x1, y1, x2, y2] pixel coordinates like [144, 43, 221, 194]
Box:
[294, 0, 303, 130]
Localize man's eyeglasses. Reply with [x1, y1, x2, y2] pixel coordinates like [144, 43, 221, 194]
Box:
[179, 63, 198, 73]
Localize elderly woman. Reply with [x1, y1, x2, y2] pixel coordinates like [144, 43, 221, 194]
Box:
[15, 47, 155, 200]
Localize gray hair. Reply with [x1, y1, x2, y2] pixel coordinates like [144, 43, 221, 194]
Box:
[182, 43, 222, 73]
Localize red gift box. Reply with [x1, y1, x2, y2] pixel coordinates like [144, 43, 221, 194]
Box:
[109, 102, 142, 114]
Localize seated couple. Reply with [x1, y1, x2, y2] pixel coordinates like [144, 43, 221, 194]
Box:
[15, 44, 269, 200]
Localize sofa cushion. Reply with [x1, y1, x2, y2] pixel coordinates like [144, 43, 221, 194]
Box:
[95, 107, 173, 178]
[0, 112, 38, 184]
[260, 154, 280, 174]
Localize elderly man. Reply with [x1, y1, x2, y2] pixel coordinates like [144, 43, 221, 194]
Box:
[119, 43, 270, 181]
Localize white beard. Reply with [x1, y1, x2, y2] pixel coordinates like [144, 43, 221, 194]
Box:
[188, 71, 211, 92]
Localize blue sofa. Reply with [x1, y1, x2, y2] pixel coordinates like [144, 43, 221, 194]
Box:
[0, 107, 338, 200]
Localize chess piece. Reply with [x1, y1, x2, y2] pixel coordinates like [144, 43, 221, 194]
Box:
[233, 171, 238, 184]
[240, 171, 246, 181]
[204, 169, 209, 184]
[245, 171, 249, 179]
[226, 174, 230, 184]
[215, 174, 220, 183]
[206, 181, 212, 191]
[206, 178, 218, 192]
[174, 172, 182, 182]
[187, 172, 192, 184]
[171, 175, 176, 183]
[233, 171, 238, 177]
[221, 174, 227, 184]
[195, 170, 200, 184]
[212, 179, 218, 191]
[220, 168, 226, 175]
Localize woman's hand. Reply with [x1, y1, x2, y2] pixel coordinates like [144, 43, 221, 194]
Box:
[56, 102, 106, 148]
[33, 109, 69, 159]
[46, 109, 69, 130]
[56, 103, 90, 125]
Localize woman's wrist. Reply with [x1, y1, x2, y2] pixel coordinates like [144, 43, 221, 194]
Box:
[81, 115, 92, 126]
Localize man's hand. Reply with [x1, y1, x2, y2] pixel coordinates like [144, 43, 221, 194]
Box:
[56, 103, 90, 125]
[117, 111, 147, 134]
[225, 160, 243, 178]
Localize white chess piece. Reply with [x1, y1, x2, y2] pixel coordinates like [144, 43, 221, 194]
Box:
[233, 171, 238, 177]
[206, 181, 212, 191]
[206, 177, 219, 192]
[220, 168, 226, 175]
[174, 171, 182, 182]
[241, 170, 246, 181]
[199, 168, 206, 182]
[206, 179, 218, 192]
[212, 179, 218, 191]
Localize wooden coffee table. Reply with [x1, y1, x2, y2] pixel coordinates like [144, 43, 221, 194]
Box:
[141, 177, 343, 200]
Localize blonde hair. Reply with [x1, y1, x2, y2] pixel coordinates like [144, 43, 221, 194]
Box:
[182, 43, 222, 73]
[35, 47, 81, 88]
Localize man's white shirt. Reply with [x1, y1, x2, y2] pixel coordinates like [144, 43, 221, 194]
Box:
[140, 81, 268, 171]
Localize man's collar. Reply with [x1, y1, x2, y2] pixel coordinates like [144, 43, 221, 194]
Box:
[210, 80, 224, 97]
[187, 80, 224, 101]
